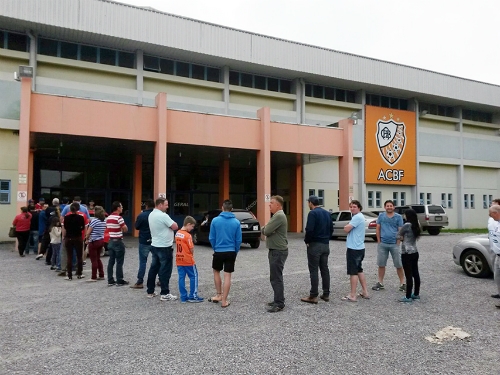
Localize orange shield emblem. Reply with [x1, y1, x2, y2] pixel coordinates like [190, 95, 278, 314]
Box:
[376, 119, 406, 166]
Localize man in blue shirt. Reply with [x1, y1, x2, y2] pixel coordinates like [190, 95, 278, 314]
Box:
[372, 200, 405, 292]
[208, 199, 242, 308]
[130, 199, 155, 289]
[301, 195, 333, 304]
[342, 200, 369, 302]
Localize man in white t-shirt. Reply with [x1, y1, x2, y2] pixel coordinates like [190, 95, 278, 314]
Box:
[146, 198, 179, 301]
[487, 200, 500, 305]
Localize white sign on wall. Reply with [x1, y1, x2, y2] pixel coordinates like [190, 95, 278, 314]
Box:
[18, 174, 27, 184]
[158, 193, 166, 199]
[265, 194, 271, 202]
[17, 191, 27, 202]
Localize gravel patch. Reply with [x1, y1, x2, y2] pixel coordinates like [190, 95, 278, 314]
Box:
[1, 233, 499, 374]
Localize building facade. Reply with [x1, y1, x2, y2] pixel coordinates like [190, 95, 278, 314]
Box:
[1, 0, 499, 240]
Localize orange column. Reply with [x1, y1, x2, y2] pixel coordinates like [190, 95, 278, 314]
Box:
[338, 118, 354, 210]
[154, 93, 167, 199]
[218, 152, 230, 206]
[132, 154, 142, 238]
[289, 153, 303, 232]
[17, 77, 32, 211]
[256, 107, 271, 227]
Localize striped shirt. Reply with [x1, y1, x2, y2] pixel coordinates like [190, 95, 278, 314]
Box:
[89, 218, 106, 242]
[106, 213, 125, 239]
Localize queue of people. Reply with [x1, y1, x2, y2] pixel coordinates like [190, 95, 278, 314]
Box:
[15, 193, 500, 311]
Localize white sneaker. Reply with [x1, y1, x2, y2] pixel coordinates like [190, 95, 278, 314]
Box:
[160, 293, 178, 301]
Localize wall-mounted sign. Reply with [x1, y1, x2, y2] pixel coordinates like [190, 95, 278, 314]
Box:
[265, 194, 271, 202]
[17, 191, 27, 202]
[18, 174, 27, 184]
[158, 193, 166, 199]
[365, 106, 416, 185]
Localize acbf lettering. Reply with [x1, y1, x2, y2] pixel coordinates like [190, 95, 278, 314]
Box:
[377, 169, 404, 181]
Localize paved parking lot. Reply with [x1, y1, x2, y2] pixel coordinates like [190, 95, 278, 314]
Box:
[1, 233, 499, 374]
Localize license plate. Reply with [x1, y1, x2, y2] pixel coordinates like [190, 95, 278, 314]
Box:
[253, 225, 259, 231]
[435, 216, 442, 221]
[241, 224, 248, 229]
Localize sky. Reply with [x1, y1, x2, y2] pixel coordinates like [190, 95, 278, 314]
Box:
[116, 0, 500, 86]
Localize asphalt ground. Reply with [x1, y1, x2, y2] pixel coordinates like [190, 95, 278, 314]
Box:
[1, 233, 499, 375]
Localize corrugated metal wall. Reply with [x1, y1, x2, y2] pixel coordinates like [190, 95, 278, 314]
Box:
[1, 0, 499, 107]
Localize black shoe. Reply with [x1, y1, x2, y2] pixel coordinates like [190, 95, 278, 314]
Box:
[491, 294, 500, 299]
[108, 281, 116, 287]
[267, 302, 275, 307]
[116, 280, 129, 286]
[50, 266, 56, 270]
[320, 294, 330, 302]
[268, 305, 284, 313]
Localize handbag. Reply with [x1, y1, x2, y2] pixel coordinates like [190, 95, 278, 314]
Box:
[8, 226, 16, 238]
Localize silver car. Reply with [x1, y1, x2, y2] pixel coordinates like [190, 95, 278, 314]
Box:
[330, 211, 378, 241]
[452, 234, 495, 278]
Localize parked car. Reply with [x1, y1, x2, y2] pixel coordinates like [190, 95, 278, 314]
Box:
[330, 211, 378, 241]
[193, 209, 261, 249]
[452, 234, 494, 278]
[395, 204, 448, 235]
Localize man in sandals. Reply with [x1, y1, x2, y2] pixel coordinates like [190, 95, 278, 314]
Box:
[208, 199, 242, 308]
[342, 200, 369, 302]
[372, 200, 405, 292]
[262, 195, 288, 313]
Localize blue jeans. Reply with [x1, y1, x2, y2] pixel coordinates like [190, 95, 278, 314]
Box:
[147, 246, 173, 295]
[137, 243, 151, 284]
[177, 265, 200, 302]
[107, 239, 126, 283]
[25, 230, 39, 254]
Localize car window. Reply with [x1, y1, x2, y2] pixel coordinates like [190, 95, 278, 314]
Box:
[233, 211, 254, 220]
[331, 212, 339, 221]
[428, 205, 445, 214]
[339, 212, 352, 221]
[410, 206, 425, 214]
[361, 211, 378, 218]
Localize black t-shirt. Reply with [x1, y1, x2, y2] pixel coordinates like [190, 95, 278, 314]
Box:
[64, 214, 85, 238]
[29, 210, 39, 231]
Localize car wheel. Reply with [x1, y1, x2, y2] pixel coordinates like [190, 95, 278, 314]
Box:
[427, 227, 441, 235]
[331, 236, 338, 240]
[192, 232, 199, 245]
[250, 240, 260, 249]
[461, 249, 491, 278]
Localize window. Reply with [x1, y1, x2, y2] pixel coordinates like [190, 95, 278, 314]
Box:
[99, 48, 116, 66]
[60, 41, 78, 60]
[367, 94, 407, 110]
[441, 193, 447, 208]
[176, 61, 190, 78]
[144, 55, 160, 72]
[483, 195, 488, 209]
[254, 75, 266, 90]
[464, 194, 469, 209]
[80, 44, 98, 63]
[39, 38, 58, 57]
[463, 109, 493, 123]
[420, 102, 456, 118]
[191, 64, 205, 80]
[0, 30, 4, 49]
[367, 191, 374, 208]
[305, 83, 356, 103]
[400, 192, 406, 206]
[267, 77, 279, 92]
[426, 193, 432, 205]
[0, 180, 11, 204]
[318, 190, 324, 206]
[375, 191, 382, 208]
[159, 59, 174, 75]
[392, 192, 398, 206]
[448, 193, 453, 208]
[470, 194, 475, 209]
[229, 71, 239, 85]
[419, 192, 425, 205]
[7, 32, 28, 52]
[308, 189, 315, 197]
[118, 51, 134, 68]
[489, 195, 493, 206]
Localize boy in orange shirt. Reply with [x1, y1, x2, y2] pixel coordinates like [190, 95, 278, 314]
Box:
[175, 216, 204, 303]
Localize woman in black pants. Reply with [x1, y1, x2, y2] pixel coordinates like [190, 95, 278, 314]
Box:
[12, 206, 32, 257]
[397, 209, 421, 303]
[62, 202, 85, 280]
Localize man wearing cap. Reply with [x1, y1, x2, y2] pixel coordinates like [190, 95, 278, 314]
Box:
[301, 195, 333, 304]
[35, 198, 45, 211]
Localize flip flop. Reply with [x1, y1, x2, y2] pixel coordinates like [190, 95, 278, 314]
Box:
[358, 293, 370, 300]
[341, 296, 357, 302]
[208, 296, 222, 303]
[221, 301, 231, 308]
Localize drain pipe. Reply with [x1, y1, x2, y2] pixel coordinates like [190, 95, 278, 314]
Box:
[26, 29, 36, 91]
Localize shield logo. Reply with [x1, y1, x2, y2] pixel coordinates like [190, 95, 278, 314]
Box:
[376, 119, 406, 166]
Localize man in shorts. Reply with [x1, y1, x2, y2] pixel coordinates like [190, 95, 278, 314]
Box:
[342, 200, 369, 302]
[208, 199, 242, 308]
[372, 200, 405, 292]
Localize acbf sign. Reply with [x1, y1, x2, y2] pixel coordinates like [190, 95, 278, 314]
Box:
[365, 106, 416, 185]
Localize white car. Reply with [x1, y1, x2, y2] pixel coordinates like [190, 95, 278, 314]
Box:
[330, 211, 378, 241]
[452, 235, 495, 278]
